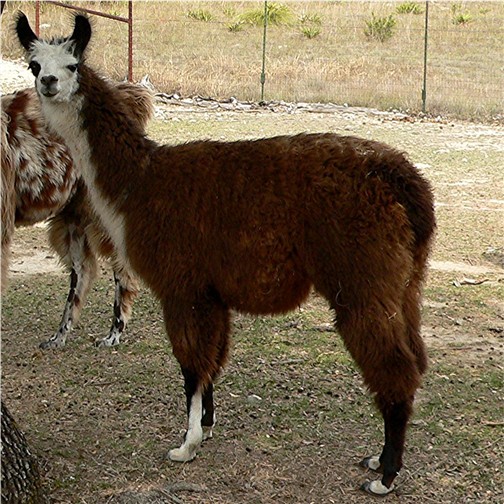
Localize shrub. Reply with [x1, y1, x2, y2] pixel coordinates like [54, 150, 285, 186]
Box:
[301, 26, 321, 39]
[239, 2, 293, 26]
[186, 9, 213, 22]
[299, 13, 322, 26]
[396, 2, 423, 15]
[299, 11, 322, 38]
[364, 13, 397, 42]
[451, 4, 473, 25]
[452, 12, 473, 25]
[222, 6, 236, 18]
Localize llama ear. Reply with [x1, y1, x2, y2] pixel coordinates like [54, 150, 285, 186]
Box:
[15, 12, 38, 52]
[70, 14, 92, 57]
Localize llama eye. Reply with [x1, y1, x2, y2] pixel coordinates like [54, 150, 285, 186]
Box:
[67, 64, 78, 72]
[28, 61, 41, 77]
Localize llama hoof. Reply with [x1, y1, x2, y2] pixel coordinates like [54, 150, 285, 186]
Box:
[360, 479, 395, 497]
[202, 426, 213, 441]
[168, 446, 197, 463]
[94, 336, 120, 348]
[360, 455, 382, 472]
[39, 338, 65, 349]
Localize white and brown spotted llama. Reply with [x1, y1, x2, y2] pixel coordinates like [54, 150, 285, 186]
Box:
[16, 13, 436, 496]
[1, 82, 153, 348]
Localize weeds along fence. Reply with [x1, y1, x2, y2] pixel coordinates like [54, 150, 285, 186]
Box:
[3, 1, 503, 120]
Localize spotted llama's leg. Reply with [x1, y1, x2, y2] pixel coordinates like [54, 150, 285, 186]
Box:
[95, 261, 138, 347]
[42, 223, 97, 349]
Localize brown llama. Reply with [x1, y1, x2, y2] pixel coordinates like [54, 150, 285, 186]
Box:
[16, 13, 435, 496]
[1, 83, 153, 348]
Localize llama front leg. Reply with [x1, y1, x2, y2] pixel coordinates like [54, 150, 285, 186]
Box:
[168, 367, 205, 462]
[164, 291, 230, 462]
[95, 263, 138, 347]
[168, 375, 216, 461]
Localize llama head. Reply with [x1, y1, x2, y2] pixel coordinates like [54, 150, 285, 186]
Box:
[15, 12, 91, 102]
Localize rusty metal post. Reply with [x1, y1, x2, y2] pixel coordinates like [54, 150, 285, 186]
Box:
[260, 1, 268, 101]
[34, 1, 132, 81]
[128, 0, 133, 81]
[35, 0, 40, 36]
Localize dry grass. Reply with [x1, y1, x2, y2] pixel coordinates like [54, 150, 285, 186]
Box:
[1, 1, 503, 120]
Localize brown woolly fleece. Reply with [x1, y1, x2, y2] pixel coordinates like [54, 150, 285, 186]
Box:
[78, 64, 435, 398]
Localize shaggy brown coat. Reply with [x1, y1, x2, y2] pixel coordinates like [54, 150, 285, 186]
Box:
[80, 63, 435, 491]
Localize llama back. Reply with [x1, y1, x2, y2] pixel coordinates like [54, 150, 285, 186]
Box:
[293, 133, 435, 252]
[114, 82, 154, 131]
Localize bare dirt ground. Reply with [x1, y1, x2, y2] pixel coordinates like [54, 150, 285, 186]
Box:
[1, 59, 503, 503]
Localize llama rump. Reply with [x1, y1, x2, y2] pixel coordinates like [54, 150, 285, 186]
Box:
[16, 13, 436, 496]
[1, 83, 153, 348]
[1, 142, 16, 295]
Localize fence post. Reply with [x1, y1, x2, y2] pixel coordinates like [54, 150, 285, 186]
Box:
[260, 1, 268, 101]
[422, 1, 429, 113]
[128, 0, 133, 81]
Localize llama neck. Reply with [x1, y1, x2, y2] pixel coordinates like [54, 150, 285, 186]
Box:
[41, 65, 151, 200]
[40, 64, 152, 267]
[78, 65, 152, 196]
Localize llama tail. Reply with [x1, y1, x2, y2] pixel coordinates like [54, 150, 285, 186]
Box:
[378, 151, 436, 256]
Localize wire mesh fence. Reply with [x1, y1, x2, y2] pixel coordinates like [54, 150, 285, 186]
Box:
[130, 0, 504, 120]
[2, 1, 503, 120]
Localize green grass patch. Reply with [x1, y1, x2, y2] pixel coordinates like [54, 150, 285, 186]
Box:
[300, 26, 321, 39]
[364, 12, 397, 42]
[396, 2, 424, 15]
[239, 2, 293, 26]
[186, 8, 213, 22]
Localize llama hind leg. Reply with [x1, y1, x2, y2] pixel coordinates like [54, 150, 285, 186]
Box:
[336, 305, 422, 496]
[360, 284, 428, 494]
[360, 396, 414, 495]
[43, 222, 97, 348]
[95, 260, 139, 347]
[164, 291, 230, 462]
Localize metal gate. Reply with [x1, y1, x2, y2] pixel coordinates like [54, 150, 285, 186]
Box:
[34, 0, 133, 81]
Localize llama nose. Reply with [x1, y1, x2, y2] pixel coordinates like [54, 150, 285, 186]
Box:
[41, 75, 58, 86]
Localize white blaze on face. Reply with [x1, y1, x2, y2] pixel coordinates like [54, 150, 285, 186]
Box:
[30, 40, 80, 102]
